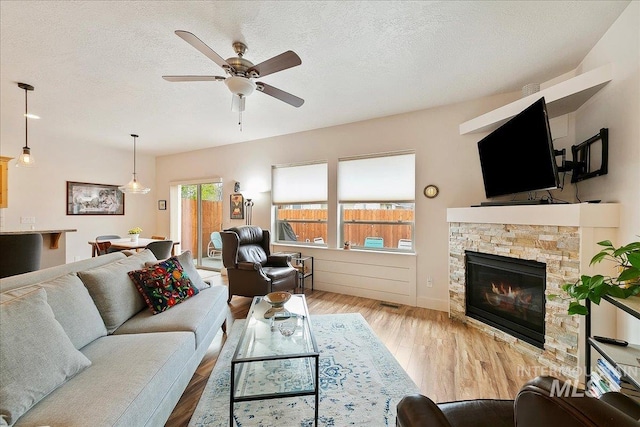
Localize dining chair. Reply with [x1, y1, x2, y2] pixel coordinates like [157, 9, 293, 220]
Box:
[151, 235, 167, 240]
[364, 236, 384, 248]
[0, 233, 43, 278]
[95, 235, 121, 255]
[145, 240, 174, 260]
[398, 239, 412, 250]
[207, 232, 223, 258]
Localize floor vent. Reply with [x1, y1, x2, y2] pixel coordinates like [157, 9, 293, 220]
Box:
[380, 302, 400, 309]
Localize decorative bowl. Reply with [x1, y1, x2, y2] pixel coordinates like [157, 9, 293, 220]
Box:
[264, 291, 291, 308]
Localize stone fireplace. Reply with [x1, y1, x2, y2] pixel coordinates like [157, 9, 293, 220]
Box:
[447, 204, 620, 380]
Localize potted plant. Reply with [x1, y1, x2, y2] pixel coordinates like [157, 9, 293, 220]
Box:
[557, 239, 640, 315]
[128, 227, 143, 243]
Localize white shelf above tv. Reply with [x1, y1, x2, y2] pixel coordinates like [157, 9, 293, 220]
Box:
[459, 64, 612, 135]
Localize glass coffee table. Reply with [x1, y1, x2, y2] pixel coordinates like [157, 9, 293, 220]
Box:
[229, 294, 319, 426]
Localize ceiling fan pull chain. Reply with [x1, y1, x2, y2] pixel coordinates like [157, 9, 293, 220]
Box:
[239, 110, 243, 132]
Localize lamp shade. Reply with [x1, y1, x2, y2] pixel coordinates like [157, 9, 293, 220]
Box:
[17, 146, 35, 167]
[119, 175, 150, 194]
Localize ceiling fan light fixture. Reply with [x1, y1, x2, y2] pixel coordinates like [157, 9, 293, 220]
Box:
[225, 76, 256, 97]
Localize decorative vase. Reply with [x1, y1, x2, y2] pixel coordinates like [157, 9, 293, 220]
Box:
[130, 234, 139, 243]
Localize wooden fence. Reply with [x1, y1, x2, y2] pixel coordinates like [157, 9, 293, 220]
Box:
[181, 200, 223, 255]
[278, 209, 413, 248]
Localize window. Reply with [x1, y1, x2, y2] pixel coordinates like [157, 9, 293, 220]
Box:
[338, 153, 415, 251]
[272, 162, 328, 245]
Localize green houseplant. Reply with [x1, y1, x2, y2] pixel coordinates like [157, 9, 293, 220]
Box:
[558, 239, 640, 315]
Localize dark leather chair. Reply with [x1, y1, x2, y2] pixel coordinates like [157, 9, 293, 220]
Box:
[221, 226, 298, 302]
[396, 376, 640, 427]
[0, 233, 43, 278]
[145, 240, 174, 260]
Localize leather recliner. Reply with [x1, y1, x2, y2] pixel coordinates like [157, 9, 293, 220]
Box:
[221, 226, 298, 302]
[396, 376, 640, 427]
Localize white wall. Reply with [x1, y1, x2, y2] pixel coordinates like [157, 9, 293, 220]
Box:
[0, 133, 157, 262]
[155, 2, 639, 315]
[155, 92, 519, 310]
[571, 2, 640, 341]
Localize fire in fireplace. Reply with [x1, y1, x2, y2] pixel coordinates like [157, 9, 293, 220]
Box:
[465, 251, 545, 348]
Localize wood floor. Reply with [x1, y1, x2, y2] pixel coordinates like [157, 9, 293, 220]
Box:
[166, 277, 538, 426]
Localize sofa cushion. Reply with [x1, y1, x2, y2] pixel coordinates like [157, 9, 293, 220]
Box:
[129, 257, 199, 315]
[12, 332, 194, 427]
[145, 250, 210, 291]
[114, 284, 229, 349]
[0, 288, 92, 426]
[40, 273, 107, 349]
[78, 249, 157, 333]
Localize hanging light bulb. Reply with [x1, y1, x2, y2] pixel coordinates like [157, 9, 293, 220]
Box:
[118, 134, 150, 194]
[16, 83, 39, 167]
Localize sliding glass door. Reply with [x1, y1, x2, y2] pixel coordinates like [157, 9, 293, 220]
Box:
[179, 182, 223, 270]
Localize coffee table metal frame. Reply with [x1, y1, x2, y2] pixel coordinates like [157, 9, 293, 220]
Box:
[229, 294, 319, 426]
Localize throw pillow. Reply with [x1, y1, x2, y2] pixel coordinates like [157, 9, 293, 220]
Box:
[144, 250, 210, 291]
[0, 288, 92, 425]
[129, 258, 199, 315]
[78, 249, 157, 333]
[39, 273, 108, 349]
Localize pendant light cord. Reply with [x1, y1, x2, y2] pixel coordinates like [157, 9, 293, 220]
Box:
[131, 134, 138, 179]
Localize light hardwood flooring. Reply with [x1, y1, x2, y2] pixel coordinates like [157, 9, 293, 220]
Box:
[166, 277, 538, 426]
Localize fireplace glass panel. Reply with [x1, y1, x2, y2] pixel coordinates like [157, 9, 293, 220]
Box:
[465, 251, 545, 348]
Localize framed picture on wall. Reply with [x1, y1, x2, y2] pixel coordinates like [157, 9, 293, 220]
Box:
[66, 181, 125, 215]
[230, 193, 244, 220]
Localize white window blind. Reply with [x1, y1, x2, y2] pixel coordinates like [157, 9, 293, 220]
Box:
[338, 153, 415, 202]
[272, 162, 328, 204]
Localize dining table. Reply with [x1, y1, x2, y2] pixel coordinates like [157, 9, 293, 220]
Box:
[88, 237, 180, 257]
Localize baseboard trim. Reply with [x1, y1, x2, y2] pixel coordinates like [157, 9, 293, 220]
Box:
[416, 296, 449, 313]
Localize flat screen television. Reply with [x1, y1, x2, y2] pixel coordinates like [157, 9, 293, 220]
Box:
[477, 97, 559, 199]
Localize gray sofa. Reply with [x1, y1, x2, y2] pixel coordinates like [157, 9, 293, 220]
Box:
[0, 249, 230, 426]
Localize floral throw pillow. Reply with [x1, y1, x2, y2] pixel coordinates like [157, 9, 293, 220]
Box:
[128, 258, 199, 315]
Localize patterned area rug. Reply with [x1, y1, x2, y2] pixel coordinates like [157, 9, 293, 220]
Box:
[188, 313, 419, 427]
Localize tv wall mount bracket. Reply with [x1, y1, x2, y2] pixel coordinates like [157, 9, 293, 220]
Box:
[555, 128, 608, 183]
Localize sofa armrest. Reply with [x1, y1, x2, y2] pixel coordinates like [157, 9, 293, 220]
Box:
[266, 254, 292, 267]
[396, 394, 453, 427]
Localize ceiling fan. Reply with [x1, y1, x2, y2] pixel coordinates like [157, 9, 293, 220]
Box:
[163, 30, 304, 127]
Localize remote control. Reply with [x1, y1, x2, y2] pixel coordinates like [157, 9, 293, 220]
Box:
[594, 336, 628, 346]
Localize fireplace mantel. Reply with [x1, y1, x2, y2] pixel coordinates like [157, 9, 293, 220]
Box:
[447, 203, 619, 228]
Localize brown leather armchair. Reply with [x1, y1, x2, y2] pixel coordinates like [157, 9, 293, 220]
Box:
[396, 376, 640, 427]
[221, 226, 298, 302]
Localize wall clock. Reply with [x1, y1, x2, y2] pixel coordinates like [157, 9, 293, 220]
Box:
[424, 185, 439, 199]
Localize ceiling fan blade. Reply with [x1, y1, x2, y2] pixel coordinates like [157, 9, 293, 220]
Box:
[256, 82, 304, 107]
[162, 75, 226, 82]
[247, 51, 301, 78]
[174, 30, 235, 73]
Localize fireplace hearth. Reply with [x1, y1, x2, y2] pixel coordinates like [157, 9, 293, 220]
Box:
[465, 251, 545, 348]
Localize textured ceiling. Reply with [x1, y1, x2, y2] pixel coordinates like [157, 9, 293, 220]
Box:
[0, 1, 630, 156]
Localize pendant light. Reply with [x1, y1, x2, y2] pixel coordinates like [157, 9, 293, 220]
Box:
[16, 83, 39, 167]
[118, 134, 150, 194]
